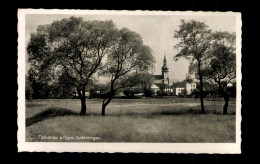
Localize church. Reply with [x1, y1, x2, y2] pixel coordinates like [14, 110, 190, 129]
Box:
[151, 54, 172, 95]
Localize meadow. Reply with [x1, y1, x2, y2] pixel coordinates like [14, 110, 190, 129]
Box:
[25, 97, 236, 142]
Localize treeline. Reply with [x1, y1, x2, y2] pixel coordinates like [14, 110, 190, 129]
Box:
[26, 73, 155, 99]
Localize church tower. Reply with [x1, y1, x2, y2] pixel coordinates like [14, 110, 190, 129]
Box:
[161, 53, 169, 86]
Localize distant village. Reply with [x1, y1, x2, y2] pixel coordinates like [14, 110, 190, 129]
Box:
[44, 52, 235, 99]
[150, 54, 197, 96]
[71, 53, 234, 99]
[72, 54, 199, 98]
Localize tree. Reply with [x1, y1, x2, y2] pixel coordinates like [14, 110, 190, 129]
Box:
[27, 68, 51, 99]
[54, 72, 77, 98]
[27, 17, 119, 115]
[173, 20, 212, 114]
[25, 75, 33, 101]
[202, 31, 236, 114]
[124, 72, 154, 98]
[100, 28, 154, 115]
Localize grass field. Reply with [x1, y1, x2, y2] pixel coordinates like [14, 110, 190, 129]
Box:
[25, 97, 236, 142]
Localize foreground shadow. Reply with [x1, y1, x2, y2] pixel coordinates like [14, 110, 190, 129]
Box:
[160, 109, 202, 115]
[109, 108, 235, 117]
[26, 107, 236, 127]
[159, 108, 236, 115]
[26, 108, 79, 127]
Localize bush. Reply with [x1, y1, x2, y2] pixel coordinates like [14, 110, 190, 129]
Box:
[143, 88, 154, 97]
[191, 89, 200, 98]
[156, 90, 163, 97]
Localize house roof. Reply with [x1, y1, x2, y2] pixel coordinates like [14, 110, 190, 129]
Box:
[153, 83, 166, 89]
[171, 79, 199, 88]
[172, 81, 186, 88]
[175, 84, 186, 88]
[151, 84, 160, 89]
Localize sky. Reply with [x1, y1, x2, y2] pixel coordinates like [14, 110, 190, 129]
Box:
[25, 13, 236, 83]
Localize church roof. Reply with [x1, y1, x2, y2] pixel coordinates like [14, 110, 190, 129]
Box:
[161, 54, 169, 70]
[154, 75, 163, 80]
[161, 65, 169, 70]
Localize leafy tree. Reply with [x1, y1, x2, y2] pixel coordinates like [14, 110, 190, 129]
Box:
[123, 89, 134, 98]
[156, 90, 163, 97]
[54, 72, 77, 98]
[122, 87, 141, 98]
[174, 20, 212, 114]
[25, 75, 33, 101]
[123, 72, 154, 98]
[143, 88, 154, 97]
[100, 28, 154, 115]
[27, 68, 51, 99]
[202, 31, 236, 114]
[27, 17, 119, 115]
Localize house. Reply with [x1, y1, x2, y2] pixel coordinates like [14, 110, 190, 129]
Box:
[115, 91, 125, 98]
[170, 79, 198, 96]
[172, 81, 186, 95]
[176, 88, 185, 95]
[151, 84, 160, 95]
[186, 81, 197, 95]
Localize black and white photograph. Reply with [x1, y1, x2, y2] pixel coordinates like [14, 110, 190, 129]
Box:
[17, 9, 241, 153]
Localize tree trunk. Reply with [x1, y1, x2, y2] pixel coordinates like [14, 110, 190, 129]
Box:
[218, 81, 222, 97]
[102, 97, 112, 116]
[101, 81, 115, 116]
[77, 86, 87, 116]
[218, 84, 229, 115]
[101, 101, 106, 116]
[198, 62, 205, 114]
[223, 92, 229, 115]
[80, 97, 87, 115]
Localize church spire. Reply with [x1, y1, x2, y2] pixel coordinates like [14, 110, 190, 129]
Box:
[162, 51, 168, 73]
[163, 50, 167, 66]
[161, 50, 169, 85]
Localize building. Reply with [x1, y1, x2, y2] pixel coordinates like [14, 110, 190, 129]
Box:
[172, 81, 186, 95]
[164, 86, 174, 95]
[172, 80, 197, 96]
[186, 82, 197, 95]
[151, 84, 160, 95]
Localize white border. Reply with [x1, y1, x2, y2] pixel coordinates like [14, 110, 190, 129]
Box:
[17, 9, 242, 153]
